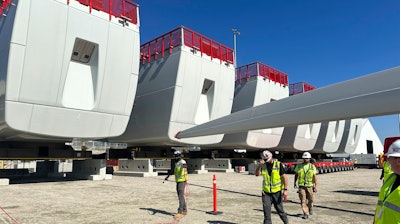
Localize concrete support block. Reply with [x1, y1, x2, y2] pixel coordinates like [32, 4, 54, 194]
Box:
[35, 160, 73, 178]
[114, 159, 158, 177]
[231, 159, 257, 171]
[204, 159, 234, 173]
[153, 159, 171, 173]
[187, 159, 208, 174]
[0, 178, 9, 186]
[35, 161, 55, 177]
[68, 159, 110, 180]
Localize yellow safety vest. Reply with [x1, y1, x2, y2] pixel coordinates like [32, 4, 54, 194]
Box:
[383, 161, 393, 183]
[174, 159, 188, 183]
[374, 174, 400, 224]
[295, 163, 317, 187]
[261, 160, 284, 193]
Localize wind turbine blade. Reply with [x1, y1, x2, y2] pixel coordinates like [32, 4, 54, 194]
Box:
[176, 66, 400, 138]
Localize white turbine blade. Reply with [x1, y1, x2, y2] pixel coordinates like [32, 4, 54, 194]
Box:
[176, 66, 400, 138]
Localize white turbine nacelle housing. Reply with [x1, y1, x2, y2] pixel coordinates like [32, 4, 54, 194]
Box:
[111, 26, 235, 146]
[0, 0, 140, 142]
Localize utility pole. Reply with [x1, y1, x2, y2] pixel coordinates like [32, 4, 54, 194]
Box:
[232, 28, 240, 67]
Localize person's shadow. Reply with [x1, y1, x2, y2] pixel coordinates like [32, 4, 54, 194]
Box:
[140, 207, 174, 216]
[207, 221, 237, 224]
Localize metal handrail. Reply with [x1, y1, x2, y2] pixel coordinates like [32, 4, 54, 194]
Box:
[140, 26, 234, 65]
[71, 0, 138, 24]
[236, 62, 288, 86]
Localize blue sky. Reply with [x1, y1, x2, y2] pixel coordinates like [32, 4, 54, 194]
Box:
[134, 0, 400, 143]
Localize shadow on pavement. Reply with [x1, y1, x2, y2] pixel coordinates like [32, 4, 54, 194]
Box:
[207, 221, 237, 224]
[254, 208, 300, 218]
[140, 207, 174, 216]
[337, 200, 375, 206]
[188, 183, 259, 198]
[333, 190, 378, 197]
[8, 176, 84, 184]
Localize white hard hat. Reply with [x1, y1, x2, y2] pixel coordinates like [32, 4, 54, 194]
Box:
[174, 151, 182, 157]
[386, 140, 400, 157]
[261, 150, 273, 162]
[302, 152, 312, 159]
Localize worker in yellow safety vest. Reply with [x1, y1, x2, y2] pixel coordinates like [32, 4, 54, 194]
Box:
[165, 150, 188, 219]
[294, 152, 318, 220]
[374, 139, 400, 224]
[255, 150, 289, 224]
[379, 160, 393, 183]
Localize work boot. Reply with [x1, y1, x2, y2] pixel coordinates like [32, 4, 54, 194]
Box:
[174, 213, 184, 219]
[302, 214, 309, 219]
[309, 208, 313, 215]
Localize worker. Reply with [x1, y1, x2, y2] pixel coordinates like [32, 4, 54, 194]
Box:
[165, 151, 188, 219]
[255, 150, 289, 224]
[379, 159, 393, 183]
[374, 139, 400, 224]
[294, 152, 318, 219]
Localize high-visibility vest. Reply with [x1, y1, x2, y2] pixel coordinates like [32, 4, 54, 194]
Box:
[374, 174, 400, 224]
[261, 160, 284, 193]
[383, 161, 393, 183]
[295, 163, 317, 187]
[174, 159, 188, 183]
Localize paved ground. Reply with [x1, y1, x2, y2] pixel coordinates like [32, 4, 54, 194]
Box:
[0, 168, 381, 224]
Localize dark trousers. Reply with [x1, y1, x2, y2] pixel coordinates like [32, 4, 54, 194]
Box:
[262, 191, 289, 224]
[176, 181, 187, 213]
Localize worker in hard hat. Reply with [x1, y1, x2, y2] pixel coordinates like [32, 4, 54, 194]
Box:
[294, 152, 318, 220]
[374, 139, 400, 224]
[165, 150, 188, 219]
[255, 150, 289, 224]
[379, 158, 393, 184]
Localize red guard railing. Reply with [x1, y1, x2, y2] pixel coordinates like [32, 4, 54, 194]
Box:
[289, 82, 316, 95]
[236, 62, 288, 86]
[69, 0, 138, 23]
[140, 26, 234, 65]
[0, 0, 13, 17]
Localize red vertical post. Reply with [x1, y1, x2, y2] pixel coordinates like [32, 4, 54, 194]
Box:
[207, 174, 222, 215]
[213, 174, 217, 212]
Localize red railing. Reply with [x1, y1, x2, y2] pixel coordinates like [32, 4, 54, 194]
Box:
[140, 26, 234, 65]
[70, 0, 138, 24]
[289, 82, 316, 95]
[236, 62, 288, 86]
[0, 0, 12, 16]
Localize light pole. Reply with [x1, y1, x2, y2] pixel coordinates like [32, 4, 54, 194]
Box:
[232, 28, 240, 67]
